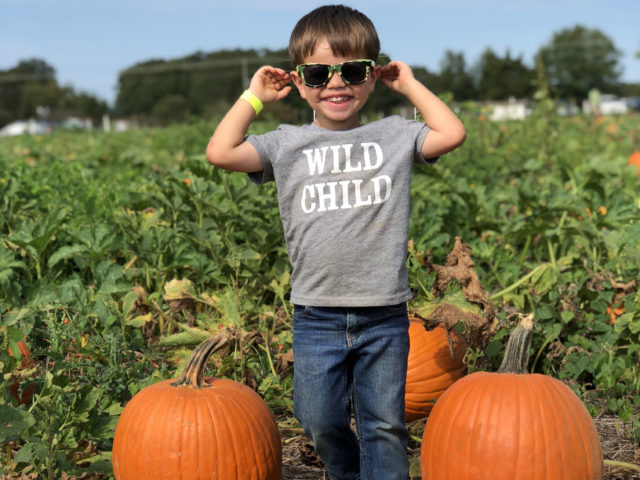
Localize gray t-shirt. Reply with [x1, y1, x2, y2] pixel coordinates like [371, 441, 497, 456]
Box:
[247, 115, 432, 307]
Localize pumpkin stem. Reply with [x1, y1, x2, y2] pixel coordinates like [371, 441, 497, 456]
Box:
[171, 329, 235, 388]
[497, 313, 535, 374]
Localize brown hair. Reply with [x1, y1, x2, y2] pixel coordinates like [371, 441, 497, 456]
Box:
[289, 5, 380, 67]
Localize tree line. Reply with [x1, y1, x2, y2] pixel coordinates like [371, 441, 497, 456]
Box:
[1, 25, 638, 128]
[0, 59, 109, 128]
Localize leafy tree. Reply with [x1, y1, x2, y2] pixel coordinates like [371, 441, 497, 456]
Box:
[536, 25, 622, 99]
[474, 48, 536, 100]
[18, 80, 61, 118]
[437, 50, 476, 101]
[0, 59, 56, 122]
[0, 58, 108, 127]
[114, 49, 292, 120]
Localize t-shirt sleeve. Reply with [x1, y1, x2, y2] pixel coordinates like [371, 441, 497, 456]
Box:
[246, 129, 280, 185]
[406, 117, 437, 165]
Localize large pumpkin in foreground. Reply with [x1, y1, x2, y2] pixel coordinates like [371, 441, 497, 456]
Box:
[405, 319, 466, 423]
[421, 315, 603, 479]
[112, 333, 282, 480]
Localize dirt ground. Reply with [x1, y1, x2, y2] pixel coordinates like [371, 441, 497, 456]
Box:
[279, 412, 640, 480]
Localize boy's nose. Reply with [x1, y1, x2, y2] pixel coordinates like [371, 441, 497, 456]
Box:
[326, 71, 346, 87]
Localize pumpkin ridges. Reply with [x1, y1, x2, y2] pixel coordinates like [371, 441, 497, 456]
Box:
[541, 377, 573, 478]
[545, 375, 603, 477]
[532, 375, 566, 478]
[405, 321, 466, 422]
[231, 382, 281, 476]
[228, 380, 281, 477]
[114, 378, 282, 479]
[121, 383, 180, 478]
[179, 386, 199, 475]
[421, 315, 603, 480]
[207, 381, 237, 477]
[479, 374, 513, 478]
[421, 372, 478, 477]
[205, 379, 222, 474]
[523, 376, 546, 479]
[113, 332, 282, 480]
[222, 383, 258, 476]
[195, 389, 216, 474]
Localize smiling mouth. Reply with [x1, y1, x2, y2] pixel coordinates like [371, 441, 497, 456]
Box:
[325, 96, 351, 104]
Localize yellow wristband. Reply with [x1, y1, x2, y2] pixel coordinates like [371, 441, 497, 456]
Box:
[240, 90, 263, 115]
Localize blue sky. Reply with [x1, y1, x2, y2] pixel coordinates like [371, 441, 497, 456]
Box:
[1, 0, 638, 106]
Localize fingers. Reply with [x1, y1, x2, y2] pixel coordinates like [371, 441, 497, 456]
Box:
[276, 85, 292, 101]
[250, 66, 293, 103]
[380, 61, 409, 80]
[264, 68, 292, 90]
[379, 63, 401, 88]
[379, 61, 415, 93]
[380, 62, 399, 77]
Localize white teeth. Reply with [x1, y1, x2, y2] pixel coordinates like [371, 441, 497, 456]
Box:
[327, 96, 348, 103]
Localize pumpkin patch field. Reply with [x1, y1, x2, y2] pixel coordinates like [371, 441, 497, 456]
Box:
[1, 100, 639, 479]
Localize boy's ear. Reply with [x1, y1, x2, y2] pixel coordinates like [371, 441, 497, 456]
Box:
[369, 65, 380, 91]
[290, 70, 307, 99]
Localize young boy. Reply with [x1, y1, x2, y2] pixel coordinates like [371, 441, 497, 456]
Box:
[207, 5, 465, 479]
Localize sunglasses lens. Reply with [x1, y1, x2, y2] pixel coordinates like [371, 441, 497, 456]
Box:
[300, 61, 372, 87]
[341, 62, 369, 84]
[303, 65, 330, 86]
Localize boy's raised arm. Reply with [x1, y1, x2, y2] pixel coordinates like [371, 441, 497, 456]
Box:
[206, 66, 292, 172]
[379, 61, 466, 159]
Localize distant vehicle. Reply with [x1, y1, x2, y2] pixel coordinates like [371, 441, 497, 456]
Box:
[0, 119, 52, 137]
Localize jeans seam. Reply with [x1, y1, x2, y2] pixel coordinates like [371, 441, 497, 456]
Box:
[352, 379, 370, 480]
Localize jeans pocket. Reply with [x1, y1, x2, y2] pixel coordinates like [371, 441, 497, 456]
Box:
[292, 304, 315, 322]
[380, 302, 408, 317]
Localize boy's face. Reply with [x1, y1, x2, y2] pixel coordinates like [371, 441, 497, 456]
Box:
[291, 38, 378, 130]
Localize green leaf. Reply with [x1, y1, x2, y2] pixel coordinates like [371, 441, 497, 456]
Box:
[529, 263, 559, 295]
[122, 289, 139, 317]
[76, 386, 101, 414]
[156, 325, 210, 347]
[104, 402, 125, 416]
[560, 310, 574, 324]
[163, 278, 195, 301]
[81, 451, 113, 471]
[240, 248, 261, 261]
[47, 244, 87, 269]
[0, 405, 35, 442]
[14, 438, 47, 464]
[125, 312, 153, 327]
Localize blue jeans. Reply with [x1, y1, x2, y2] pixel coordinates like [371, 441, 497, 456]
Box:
[292, 303, 410, 480]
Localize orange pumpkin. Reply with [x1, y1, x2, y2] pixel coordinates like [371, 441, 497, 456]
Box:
[628, 151, 640, 175]
[405, 318, 466, 422]
[421, 314, 603, 479]
[112, 333, 282, 480]
[8, 340, 36, 405]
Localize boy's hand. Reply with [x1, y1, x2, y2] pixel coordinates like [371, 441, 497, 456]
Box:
[249, 66, 292, 104]
[379, 61, 417, 96]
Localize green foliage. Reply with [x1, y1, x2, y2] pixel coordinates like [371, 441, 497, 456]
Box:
[476, 48, 536, 100]
[0, 59, 109, 127]
[537, 25, 623, 99]
[1, 106, 639, 477]
[407, 99, 639, 442]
